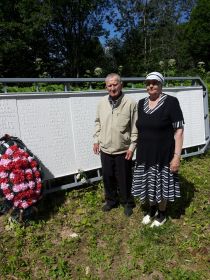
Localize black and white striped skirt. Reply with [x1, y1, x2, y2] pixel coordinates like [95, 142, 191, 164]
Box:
[132, 164, 181, 204]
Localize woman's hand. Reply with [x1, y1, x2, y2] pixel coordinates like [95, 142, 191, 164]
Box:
[170, 155, 180, 173]
[171, 127, 184, 172]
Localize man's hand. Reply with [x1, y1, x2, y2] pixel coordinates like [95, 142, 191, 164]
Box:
[125, 149, 133, 160]
[93, 143, 100, 154]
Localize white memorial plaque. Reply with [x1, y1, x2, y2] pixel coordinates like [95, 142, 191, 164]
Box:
[128, 88, 206, 148]
[70, 95, 102, 170]
[169, 89, 205, 148]
[17, 98, 76, 178]
[0, 99, 20, 137]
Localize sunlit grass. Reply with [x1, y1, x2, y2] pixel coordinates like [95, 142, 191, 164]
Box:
[0, 151, 210, 279]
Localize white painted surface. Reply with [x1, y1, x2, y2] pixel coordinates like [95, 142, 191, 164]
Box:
[0, 87, 208, 179]
[0, 99, 20, 137]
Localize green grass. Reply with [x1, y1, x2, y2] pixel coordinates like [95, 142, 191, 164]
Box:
[0, 151, 210, 279]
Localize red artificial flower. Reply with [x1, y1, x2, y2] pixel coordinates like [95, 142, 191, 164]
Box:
[23, 152, 30, 158]
[30, 160, 38, 168]
[7, 161, 15, 170]
[0, 166, 6, 172]
[3, 188, 10, 195]
[34, 171, 40, 178]
[13, 152, 21, 158]
[14, 162, 22, 170]
[1, 154, 9, 159]
[14, 192, 25, 201]
[25, 173, 33, 180]
[37, 182, 42, 189]
[21, 160, 29, 169]
[10, 145, 18, 152]
[0, 178, 8, 184]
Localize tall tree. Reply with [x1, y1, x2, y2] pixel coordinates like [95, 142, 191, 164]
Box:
[108, 0, 196, 75]
[0, 0, 110, 77]
[45, 0, 110, 77]
[0, 0, 52, 77]
[185, 0, 210, 70]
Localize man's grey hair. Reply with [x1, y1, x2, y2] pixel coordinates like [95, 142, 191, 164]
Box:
[105, 73, 122, 84]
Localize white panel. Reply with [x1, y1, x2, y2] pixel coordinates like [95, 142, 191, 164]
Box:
[128, 89, 206, 148]
[0, 99, 20, 137]
[169, 90, 205, 148]
[70, 95, 102, 171]
[17, 98, 76, 178]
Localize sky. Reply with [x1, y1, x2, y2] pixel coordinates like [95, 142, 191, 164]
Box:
[99, 22, 120, 46]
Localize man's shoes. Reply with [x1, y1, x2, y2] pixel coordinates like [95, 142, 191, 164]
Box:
[124, 206, 133, 217]
[102, 203, 118, 212]
[150, 210, 167, 228]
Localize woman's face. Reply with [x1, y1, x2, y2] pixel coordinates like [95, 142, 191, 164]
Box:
[145, 80, 162, 97]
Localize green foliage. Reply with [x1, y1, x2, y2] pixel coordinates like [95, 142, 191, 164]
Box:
[185, 0, 210, 70]
[4, 83, 102, 93]
[0, 0, 51, 77]
[109, 0, 197, 75]
[0, 0, 110, 78]
[1, 0, 205, 78]
[3, 80, 210, 94]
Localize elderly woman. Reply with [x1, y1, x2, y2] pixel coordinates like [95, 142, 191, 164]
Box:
[132, 72, 184, 227]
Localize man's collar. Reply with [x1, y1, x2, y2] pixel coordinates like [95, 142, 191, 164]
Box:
[108, 92, 124, 109]
[108, 91, 123, 102]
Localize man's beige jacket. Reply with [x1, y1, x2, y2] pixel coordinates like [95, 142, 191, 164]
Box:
[93, 93, 138, 154]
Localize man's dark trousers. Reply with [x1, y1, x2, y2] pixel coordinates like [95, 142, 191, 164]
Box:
[100, 151, 135, 208]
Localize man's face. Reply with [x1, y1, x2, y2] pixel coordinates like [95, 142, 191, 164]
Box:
[106, 77, 122, 98]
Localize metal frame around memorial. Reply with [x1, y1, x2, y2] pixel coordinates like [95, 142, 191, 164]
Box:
[0, 76, 209, 193]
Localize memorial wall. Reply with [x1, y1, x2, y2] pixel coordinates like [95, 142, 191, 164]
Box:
[0, 86, 208, 179]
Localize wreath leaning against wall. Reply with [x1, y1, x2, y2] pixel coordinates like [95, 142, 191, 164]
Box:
[0, 135, 43, 223]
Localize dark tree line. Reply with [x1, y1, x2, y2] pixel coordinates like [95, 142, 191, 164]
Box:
[0, 0, 209, 78]
[0, 0, 109, 77]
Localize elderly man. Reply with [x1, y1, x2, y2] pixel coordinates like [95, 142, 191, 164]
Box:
[93, 73, 138, 216]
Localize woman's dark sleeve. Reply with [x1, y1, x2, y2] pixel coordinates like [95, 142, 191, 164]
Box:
[169, 97, 184, 128]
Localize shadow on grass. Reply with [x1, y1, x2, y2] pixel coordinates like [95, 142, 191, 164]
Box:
[35, 191, 67, 221]
[168, 174, 195, 219]
[33, 181, 100, 222]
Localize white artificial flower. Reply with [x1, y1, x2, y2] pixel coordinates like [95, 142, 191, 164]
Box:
[76, 173, 81, 180]
[81, 178, 87, 184]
